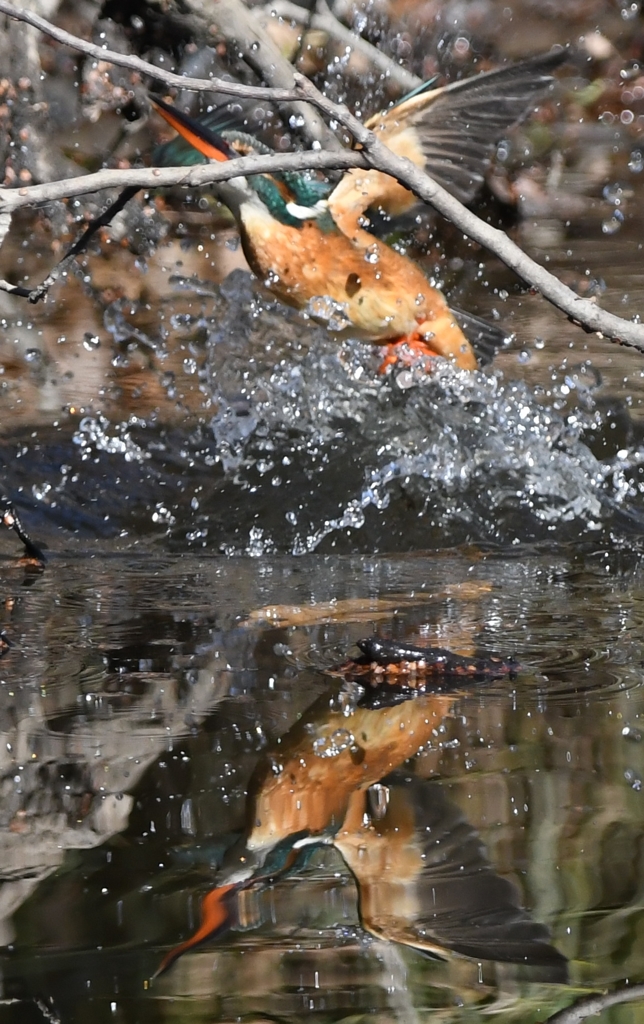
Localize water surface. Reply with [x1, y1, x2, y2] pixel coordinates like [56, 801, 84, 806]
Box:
[0, 549, 644, 1022]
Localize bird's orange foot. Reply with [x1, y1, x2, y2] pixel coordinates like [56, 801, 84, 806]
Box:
[377, 337, 439, 375]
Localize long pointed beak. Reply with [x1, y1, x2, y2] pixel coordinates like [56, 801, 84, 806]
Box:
[152, 96, 237, 163]
[152, 882, 239, 979]
[152, 835, 319, 979]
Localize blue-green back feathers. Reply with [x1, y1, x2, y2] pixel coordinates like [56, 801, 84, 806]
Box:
[153, 100, 335, 230]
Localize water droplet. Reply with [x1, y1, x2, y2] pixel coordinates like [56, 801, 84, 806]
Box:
[622, 726, 642, 742]
[181, 798, 195, 835]
[32, 481, 52, 501]
[625, 768, 642, 790]
[273, 642, 291, 656]
[305, 295, 351, 331]
[602, 210, 624, 234]
[395, 369, 415, 389]
[368, 783, 390, 819]
[312, 727, 355, 758]
[620, 0, 640, 19]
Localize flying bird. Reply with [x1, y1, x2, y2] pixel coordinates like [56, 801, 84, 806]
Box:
[152, 50, 565, 371]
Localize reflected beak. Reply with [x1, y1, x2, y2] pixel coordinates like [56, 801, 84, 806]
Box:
[153, 837, 314, 978]
[153, 882, 239, 979]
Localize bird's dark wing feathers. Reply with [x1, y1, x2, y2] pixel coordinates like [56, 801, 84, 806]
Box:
[349, 773, 568, 979]
[414, 50, 566, 203]
[450, 306, 513, 365]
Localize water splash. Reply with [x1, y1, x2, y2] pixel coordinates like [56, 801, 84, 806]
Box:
[159, 270, 640, 554]
[74, 414, 151, 463]
[9, 271, 644, 551]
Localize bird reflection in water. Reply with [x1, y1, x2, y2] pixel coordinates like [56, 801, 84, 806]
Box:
[156, 642, 567, 982]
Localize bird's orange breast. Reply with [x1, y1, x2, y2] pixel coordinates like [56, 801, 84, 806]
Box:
[245, 693, 454, 853]
[239, 202, 476, 368]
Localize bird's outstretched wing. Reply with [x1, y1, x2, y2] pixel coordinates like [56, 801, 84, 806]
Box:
[329, 50, 566, 232]
[334, 772, 568, 980]
[449, 306, 513, 366]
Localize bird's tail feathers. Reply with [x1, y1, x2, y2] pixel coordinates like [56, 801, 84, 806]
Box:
[450, 306, 513, 366]
[152, 95, 237, 163]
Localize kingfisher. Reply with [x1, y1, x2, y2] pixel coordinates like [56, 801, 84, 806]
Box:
[152, 50, 565, 371]
[154, 660, 567, 980]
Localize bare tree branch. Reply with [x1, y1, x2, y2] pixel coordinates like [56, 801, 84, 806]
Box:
[0, 2, 642, 352]
[0, 0, 303, 103]
[0, 151, 367, 212]
[0, 212, 11, 249]
[192, 0, 341, 150]
[545, 985, 644, 1024]
[260, 0, 420, 93]
[0, 151, 367, 301]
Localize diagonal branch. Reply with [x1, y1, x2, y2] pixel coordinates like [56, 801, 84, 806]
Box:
[260, 0, 420, 93]
[545, 985, 644, 1024]
[0, 152, 368, 301]
[0, 0, 303, 103]
[201, 0, 342, 150]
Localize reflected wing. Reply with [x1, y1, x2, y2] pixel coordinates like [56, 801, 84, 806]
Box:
[154, 693, 458, 978]
[334, 772, 567, 980]
[329, 51, 565, 232]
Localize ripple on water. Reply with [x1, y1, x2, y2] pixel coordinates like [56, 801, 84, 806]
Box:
[276, 621, 644, 711]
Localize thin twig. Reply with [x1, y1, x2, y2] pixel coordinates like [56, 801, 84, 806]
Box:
[0, 0, 302, 103]
[0, 151, 366, 301]
[260, 0, 420, 92]
[545, 984, 644, 1023]
[195, 0, 341, 150]
[20, 183, 141, 301]
[1, 498, 46, 562]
